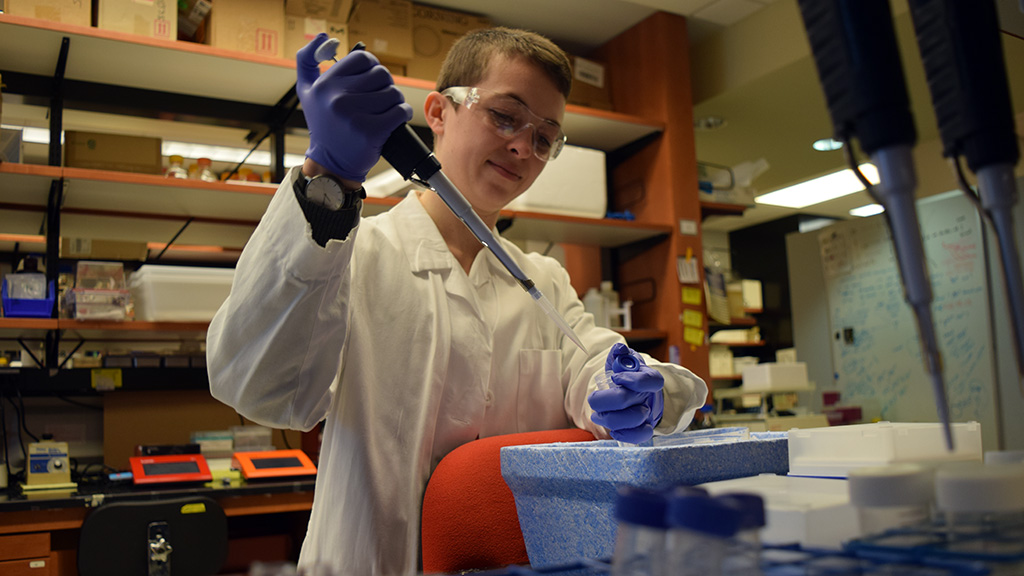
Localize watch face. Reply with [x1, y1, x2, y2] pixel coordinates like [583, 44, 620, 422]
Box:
[307, 175, 345, 211]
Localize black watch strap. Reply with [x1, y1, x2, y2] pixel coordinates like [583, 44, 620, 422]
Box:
[292, 173, 364, 246]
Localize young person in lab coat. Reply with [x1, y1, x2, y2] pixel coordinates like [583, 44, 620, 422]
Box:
[207, 27, 707, 576]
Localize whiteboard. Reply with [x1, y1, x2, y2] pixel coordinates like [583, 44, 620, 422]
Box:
[818, 191, 999, 448]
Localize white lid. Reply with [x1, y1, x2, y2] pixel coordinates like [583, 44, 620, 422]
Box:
[600, 280, 614, 291]
[847, 464, 934, 507]
[935, 463, 1024, 513]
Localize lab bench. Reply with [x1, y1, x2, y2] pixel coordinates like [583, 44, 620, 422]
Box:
[0, 478, 314, 575]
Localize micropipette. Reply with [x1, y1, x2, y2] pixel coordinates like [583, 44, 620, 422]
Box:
[314, 39, 588, 355]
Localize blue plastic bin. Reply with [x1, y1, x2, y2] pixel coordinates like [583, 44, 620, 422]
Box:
[1, 278, 55, 318]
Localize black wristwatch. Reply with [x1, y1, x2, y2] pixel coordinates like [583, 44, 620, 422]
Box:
[296, 173, 365, 211]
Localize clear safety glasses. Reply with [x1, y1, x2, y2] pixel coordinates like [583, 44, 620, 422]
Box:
[442, 86, 567, 162]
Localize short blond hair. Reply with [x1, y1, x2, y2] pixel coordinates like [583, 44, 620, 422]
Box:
[437, 27, 572, 99]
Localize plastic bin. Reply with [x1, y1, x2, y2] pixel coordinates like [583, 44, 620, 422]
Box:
[2, 279, 55, 318]
[129, 265, 234, 322]
[787, 421, 983, 479]
[499, 428, 789, 568]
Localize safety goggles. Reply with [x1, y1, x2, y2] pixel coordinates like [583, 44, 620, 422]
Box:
[442, 86, 567, 162]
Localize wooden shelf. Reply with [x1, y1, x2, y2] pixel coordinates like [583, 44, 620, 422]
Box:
[0, 162, 672, 258]
[0, 14, 664, 154]
[1, 318, 208, 341]
[699, 200, 749, 219]
[708, 340, 765, 347]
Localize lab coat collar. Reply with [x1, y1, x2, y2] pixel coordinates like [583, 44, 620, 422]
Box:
[390, 193, 510, 287]
[390, 193, 456, 274]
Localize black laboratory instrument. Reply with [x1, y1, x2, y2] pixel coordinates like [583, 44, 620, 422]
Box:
[907, 0, 1024, 392]
[797, 0, 953, 448]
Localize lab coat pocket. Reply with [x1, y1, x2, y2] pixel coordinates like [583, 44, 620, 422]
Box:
[517, 349, 569, 431]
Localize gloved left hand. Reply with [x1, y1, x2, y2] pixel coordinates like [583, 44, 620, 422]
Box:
[588, 343, 665, 444]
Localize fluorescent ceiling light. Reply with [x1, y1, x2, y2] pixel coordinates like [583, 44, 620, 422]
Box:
[850, 203, 885, 217]
[755, 163, 879, 209]
[812, 138, 844, 151]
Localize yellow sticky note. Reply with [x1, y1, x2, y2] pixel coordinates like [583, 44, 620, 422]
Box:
[684, 326, 704, 346]
[91, 369, 122, 391]
[682, 309, 703, 327]
[682, 286, 702, 306]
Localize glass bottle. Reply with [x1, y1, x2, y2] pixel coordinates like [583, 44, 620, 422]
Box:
[165, 154, 188, 178]
[612, 486, 670, 576]
[196, 157, 217, 182]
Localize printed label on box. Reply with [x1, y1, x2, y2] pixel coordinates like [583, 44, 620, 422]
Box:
[574, 57, 605, 88]
[256, 29, 279, 55]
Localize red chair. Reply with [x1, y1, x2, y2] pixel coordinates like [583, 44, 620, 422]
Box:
[421, 428, 597, 574]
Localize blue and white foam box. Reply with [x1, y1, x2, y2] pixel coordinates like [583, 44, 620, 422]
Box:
[499, 427, 789, 568]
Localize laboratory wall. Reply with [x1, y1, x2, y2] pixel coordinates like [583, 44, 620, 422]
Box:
[787, 188, 1024, 450]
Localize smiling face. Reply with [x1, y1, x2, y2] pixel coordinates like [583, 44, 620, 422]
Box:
[429, 54, 567, 219]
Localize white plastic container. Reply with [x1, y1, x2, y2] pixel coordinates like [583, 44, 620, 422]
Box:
[129, 265, 234, 322]
[698, 473, 858, 550]
[741, 362, 808, 391]
[787, 421, 983, 478]
[847, 463, 934, 536]
[506, 144, 607, 218]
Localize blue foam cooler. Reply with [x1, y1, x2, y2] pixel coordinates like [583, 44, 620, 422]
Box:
[499, 428, 789, 568]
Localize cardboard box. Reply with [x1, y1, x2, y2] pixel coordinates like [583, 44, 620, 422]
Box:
[1, 128, 23, 164]
[177, 0, 211, 42]
[4, 0, 91, 27]
[285, 16, 348, 60]
[285, 0, 353, 20]
[407, 4, 490, 82]
[60, 237, 149, 261]
[741, 362, 809, 391]
[63, 131, 163, 175]
[348, 0, 413, 64]
[568, 55, 613, 111]
[96, 0, 176, 40]
[208, 0, 285, 59]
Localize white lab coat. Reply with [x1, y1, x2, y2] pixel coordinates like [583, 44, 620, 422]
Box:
[207, 166, 707, 576]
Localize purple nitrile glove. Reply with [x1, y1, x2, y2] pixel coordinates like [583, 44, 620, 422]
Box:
[588, 343, 665, 444]
[296, 33, 414, 182]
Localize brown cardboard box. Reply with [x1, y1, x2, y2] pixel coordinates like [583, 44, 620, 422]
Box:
[97, 0, 176, 41]
[285, 0, 353, 21]
[407, 4, 490, 82]
[64, 131, 163, 175]
[568, 55, 613, 111]
[348, 0, 413, 64]
[208, 0, 285, 59]
[5, 0, 91, 26]
[177, 0, 212, 42]
[60, 238, 149, 261]
[285, 15, 348, 60]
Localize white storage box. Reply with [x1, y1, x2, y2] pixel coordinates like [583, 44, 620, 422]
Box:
[742, 362, 808, 391]
[788, 421, 983, 478]
[129, 265, 233, 322]
[506, 145, 607, 218]
[699, 473, 858, 549]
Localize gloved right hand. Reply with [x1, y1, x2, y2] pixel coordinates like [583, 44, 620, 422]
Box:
[296, 33, 414, 182]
